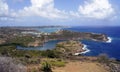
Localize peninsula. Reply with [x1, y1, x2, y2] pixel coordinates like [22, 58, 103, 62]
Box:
[55, 40, 86, 56]
[0, 27, 108, 47]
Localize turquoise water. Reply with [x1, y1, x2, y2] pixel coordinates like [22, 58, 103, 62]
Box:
[34, 27, 61, 33]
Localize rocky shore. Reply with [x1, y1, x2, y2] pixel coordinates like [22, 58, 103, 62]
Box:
[55, 40, 86, 55]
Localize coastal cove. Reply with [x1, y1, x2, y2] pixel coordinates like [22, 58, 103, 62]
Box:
[16, 37, 110, 56]
[17, 40, 63, 50]
[65, 27, 120, 59]
[16, 26, 120, 60]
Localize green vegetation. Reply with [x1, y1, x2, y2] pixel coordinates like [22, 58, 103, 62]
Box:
[42, 58, 66, 67]
[0, 44, 62, 58]
[50, 60, 65, 67]
[10, 36, 35, 47]
[0, 45, 16, 56]
[0, 45, 40, 57]
[0, 44, 63, 65]
[41, 50, 62, 58]
[41, 61, 52, 72]
[0, 40, 82, 60]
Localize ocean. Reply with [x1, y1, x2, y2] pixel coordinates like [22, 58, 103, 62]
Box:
[64, 26, 120, 59]
[17, 26, 120, 60]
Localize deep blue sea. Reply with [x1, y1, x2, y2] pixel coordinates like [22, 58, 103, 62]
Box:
[17, 26, 120, 59]
[64, 26, 120, 59]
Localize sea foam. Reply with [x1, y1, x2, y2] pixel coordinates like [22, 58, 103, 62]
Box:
[74, 44, 90, 55]
[106, 37, 112, 43]
[80, 45, 90, 54]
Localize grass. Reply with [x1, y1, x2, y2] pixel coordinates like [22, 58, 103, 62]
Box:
[51, 60, 65, 67]
[41, 58, 66, 67]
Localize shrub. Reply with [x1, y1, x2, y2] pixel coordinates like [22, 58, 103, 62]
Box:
[98, 53, 110, 65]
[41, 50, 60, 58]
[41, 61, 52, 72]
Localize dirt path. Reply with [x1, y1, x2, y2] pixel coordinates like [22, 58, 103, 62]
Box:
[53, 61, 109, 72]
[27, 64, 41, 72]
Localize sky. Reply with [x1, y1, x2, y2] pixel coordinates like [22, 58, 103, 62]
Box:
[0, 0, 120, 26]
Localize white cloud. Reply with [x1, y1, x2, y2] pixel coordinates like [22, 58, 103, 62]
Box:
[18, 0, 68, 19]
[0, 0, 17, 21]
[78, 0, 114, 19]
[31, 0, 53, 8]
[0, 0, 9, 16]
[0, 0, 116, 21]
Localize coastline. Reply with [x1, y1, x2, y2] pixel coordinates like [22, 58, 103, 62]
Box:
[80, 44, 90, 54]
[76, 37, 112, 55]
[74, 44, 90, 55]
